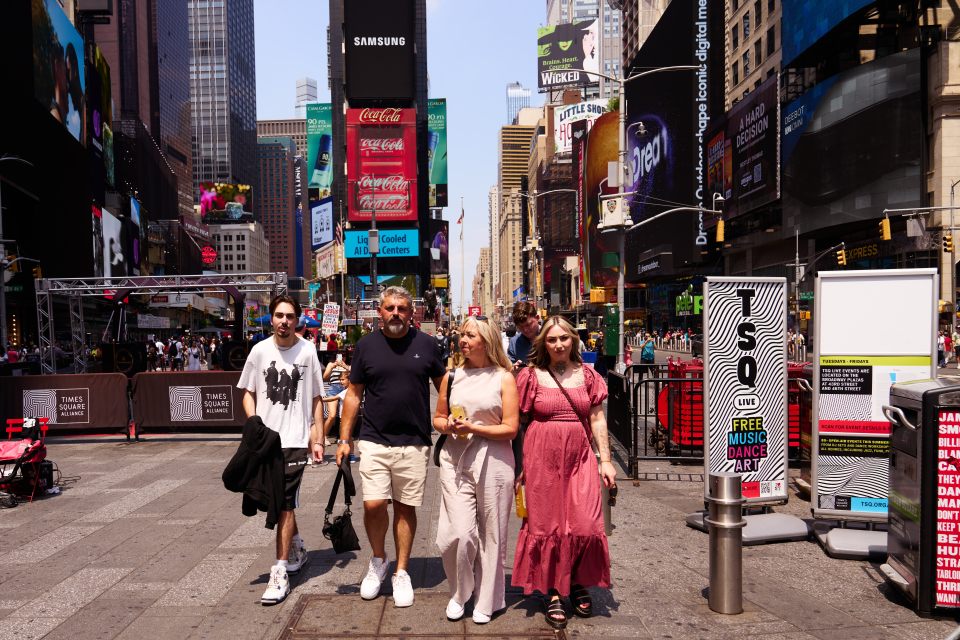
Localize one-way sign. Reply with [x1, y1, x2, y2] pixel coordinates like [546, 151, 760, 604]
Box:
[363, 284, 385, 294]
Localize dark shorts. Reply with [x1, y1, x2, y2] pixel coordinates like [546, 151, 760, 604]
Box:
[283, 447, 310, 510]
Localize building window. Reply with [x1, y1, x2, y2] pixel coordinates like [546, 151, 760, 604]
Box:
[755, 39, 762, 66]
[742, 50, 750, 75]
[743, 12, 750, 39]
[767, 26, 776, 56]
[732, 61, 739, 86]
[754, 0, 761, 24]
[768, 0, 775, 12]
[731, 25, 739, 50]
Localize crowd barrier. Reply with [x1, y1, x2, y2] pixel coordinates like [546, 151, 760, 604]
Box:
[132, 371, 245, 431]
[0, 373, 130, 433]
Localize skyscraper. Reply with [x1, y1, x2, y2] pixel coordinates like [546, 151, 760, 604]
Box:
[189, 0, 258, 201]
[506, 81, 531, 125]
[256, 137, 298, 275]
[498, 108, 539, 312]
[294, 77, 318, 118]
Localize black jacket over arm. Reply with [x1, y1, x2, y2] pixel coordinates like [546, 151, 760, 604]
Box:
[222, 416, 285, 529]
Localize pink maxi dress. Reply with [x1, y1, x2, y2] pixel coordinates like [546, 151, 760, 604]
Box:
[511, 365, 611, 597]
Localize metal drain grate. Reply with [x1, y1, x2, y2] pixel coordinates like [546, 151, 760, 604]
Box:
[633, 472, 704, 482]
[278, 592, 563, 639]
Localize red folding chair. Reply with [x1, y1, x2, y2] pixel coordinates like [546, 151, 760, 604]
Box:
[0, 418, 49, 503]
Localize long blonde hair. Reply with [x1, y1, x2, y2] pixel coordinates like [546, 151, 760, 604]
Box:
[459, 316, 512, 370]
[529, 316, 583, 369]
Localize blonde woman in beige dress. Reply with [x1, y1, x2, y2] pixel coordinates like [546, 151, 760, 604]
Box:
[432, 315, 519, 624]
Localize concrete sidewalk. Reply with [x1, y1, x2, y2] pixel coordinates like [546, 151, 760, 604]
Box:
[0, 434, 957, 639]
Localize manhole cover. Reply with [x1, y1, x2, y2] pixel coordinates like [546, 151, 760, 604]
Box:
[278, 592, 561, 639]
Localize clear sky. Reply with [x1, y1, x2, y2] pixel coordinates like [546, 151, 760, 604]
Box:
[254, 0, 545, 314]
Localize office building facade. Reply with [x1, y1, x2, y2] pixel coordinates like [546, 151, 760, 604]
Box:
[256, 137, 298, 275]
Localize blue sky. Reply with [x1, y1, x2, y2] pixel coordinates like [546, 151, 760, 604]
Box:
[254, 0, 545, 314]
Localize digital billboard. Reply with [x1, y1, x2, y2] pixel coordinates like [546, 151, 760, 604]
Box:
[554, 100, 606, 154]
[129, 197, 143, 276]
[621, 0, 709, 273]
[199, 182, 253, 221]
[428, 218, 449, 276]
[32, 0, 86, 143]
[344, 0, 415, 101]
[582, 111, 620, 290]
[86, 45, 113, 200]
[781, 48, 922, 234]
[781, 0, 873, 67]
[306, 103, 333, 196]
[311, 198, 334, 249]
[346, 108, 418, 222]
[704, 75, 779, 221]
[101, 207, 127, 278]
[344, 229, 418, 259]
[537, 20, 600, 91]
[427, 99, 448, 208]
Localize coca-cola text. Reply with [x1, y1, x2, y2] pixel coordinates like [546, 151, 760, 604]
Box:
[357, 175, 408, 192]
[358, 108, 403, 123]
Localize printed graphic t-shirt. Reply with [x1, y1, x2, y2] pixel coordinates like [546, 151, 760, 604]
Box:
[238, 336, 325, 448]
[349, 328, 446, 447]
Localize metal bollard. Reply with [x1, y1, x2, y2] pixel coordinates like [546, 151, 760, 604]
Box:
[705, 472, 746, 614]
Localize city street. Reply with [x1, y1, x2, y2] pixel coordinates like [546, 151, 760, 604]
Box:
[0, 405, 957, 639]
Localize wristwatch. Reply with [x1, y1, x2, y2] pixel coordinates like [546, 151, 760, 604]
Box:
[336, 439, 351, 445]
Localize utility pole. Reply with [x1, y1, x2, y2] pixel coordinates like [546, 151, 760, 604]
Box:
[368, 179, 378, 299]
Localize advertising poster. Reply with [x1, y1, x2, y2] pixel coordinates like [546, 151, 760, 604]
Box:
[937, 410, 960, 609]
[554, 100, 606, 154]
[91, 205, 104, 278]
[346, 108, 418, 222]
[703, 277, 788, 502]
[428, 218, 449, 276]
[344, 0, 415, 101]
[199, 182, 253, 221]
[536, 20, 599, 91]
[344, 229, 418, 259]
[307, 283, 322, 307]
[32, 0, 86, 144]
[129, 197, 143, 276]
[306, 104, 333, 196]
[813, 270, 936, 521]
[427, 99, 448, 208]
[101, 208, 127, 278]
[582, 111, 619, 289]
[311, 198, 333, 249]
[315, 243, 338, 280]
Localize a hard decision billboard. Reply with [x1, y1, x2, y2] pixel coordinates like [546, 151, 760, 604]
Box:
[704, 277, 789, 503]
[705, 75, 779, 221]
[537, 20, 599, 91]
[346, 108, 418, 222]
[427, 99, 448, 208]
[306, 103, 333, 196]
[813, 269, 937, 522]
[343, 0, 415, 101]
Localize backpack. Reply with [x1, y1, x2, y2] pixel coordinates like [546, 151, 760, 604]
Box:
[641, 341, 655, 362]
[168, 342, 178, 358]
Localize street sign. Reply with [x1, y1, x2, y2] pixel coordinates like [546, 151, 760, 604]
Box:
[363, 284, 385, 293]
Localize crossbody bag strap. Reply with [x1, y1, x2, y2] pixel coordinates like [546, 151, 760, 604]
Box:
[547, 368, 593, 445]
[433, 369, 457, 460]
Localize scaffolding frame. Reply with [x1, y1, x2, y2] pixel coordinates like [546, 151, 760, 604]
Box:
[35, 273, 288, 374]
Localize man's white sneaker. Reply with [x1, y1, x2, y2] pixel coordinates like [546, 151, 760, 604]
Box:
[391, 570, 414, 607]
[445, 598, 465, 620]
[261, 565, 290, 605]
[287, 541, 309, 574]
[360, 557, 389, 600]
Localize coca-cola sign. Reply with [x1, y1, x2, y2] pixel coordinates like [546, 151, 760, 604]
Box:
[347, 108, 418, 222]
[358, 108, 403, 124]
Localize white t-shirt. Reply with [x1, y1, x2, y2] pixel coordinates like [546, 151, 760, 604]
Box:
[237, 336, 325, 448]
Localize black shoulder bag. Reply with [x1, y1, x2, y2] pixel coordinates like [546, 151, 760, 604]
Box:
[433, 369, 456, 467]
[322, 458, 360, 554]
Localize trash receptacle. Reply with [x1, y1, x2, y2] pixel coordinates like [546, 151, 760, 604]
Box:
[881, 379, 960, 616]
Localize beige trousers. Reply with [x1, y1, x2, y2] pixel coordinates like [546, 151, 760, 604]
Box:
[435, 437, 514, 616]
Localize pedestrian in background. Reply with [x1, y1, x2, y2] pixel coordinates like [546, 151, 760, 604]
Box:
[432, 315, 518, 624]
[938, 330, 946, 368]
[508, 302, 540, 371]
[513, 316, 615, 630]
[336, 287, 446, 608]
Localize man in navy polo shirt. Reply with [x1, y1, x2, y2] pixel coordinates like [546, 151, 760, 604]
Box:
[336, 286, 445, 608]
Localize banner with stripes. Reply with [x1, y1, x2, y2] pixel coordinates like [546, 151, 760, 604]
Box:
[704, 277, 788, 503]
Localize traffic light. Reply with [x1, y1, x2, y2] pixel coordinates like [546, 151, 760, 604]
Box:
[836, 249, 847, 266]
[4, 254, 17, 272]
[944, 233, 954, 253]
[716, 218, 725, 243]
[31, 265, 42, 279]
[879, 217, 891, 241]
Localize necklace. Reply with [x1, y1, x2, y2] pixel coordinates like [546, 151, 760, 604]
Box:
[552, 362, 567, 375]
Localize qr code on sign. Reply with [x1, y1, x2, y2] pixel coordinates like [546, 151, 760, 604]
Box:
[760, 481, 772, 496]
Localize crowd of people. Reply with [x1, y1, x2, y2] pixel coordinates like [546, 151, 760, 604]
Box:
[232, 290, 616, 632]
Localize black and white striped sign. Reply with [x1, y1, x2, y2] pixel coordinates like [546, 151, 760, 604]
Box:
[704, 277, 788, 503]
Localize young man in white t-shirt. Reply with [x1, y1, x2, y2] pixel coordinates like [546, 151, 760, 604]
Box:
[238, 295, 326, 605]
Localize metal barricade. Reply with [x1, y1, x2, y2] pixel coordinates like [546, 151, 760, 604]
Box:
[605, 371, 632, 457]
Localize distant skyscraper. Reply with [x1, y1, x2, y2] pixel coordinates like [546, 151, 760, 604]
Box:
[256, 137, 298, 275]
[189, 0, 258, 200]
[294, 77, 318, 118]
[506, 82, 531, 125]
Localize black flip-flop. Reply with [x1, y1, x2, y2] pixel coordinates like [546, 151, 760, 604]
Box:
[571, 584, 592, 618]
[544, 590, 567, 629]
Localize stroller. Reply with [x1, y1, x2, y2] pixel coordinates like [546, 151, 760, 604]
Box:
[0, 418, 49, 503]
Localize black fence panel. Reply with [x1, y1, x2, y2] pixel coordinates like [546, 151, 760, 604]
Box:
[605, 371, 632, 460]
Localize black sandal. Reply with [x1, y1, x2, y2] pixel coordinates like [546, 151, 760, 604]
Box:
[571, 584, 592, 618]
[544, 590, 567, 629]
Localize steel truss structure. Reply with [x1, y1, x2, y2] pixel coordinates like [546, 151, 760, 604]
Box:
[35, 273, 288, 374]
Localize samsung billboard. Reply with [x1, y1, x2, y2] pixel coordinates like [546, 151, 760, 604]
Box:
[344, 0, 415, 102]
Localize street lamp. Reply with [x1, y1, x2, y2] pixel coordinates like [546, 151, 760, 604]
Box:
[0, 154, 35, 349]
[511, 189, 578, 310]
[567, 65, 699, 371]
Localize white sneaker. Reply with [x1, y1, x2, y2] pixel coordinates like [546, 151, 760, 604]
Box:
[261, 565, 290, 605]
[391, 570, 414, 607]
[445, 598, 465, 621]
[360, 556, 389, 600]
[472, 610, 491, 624]
[287, 540, 309, 574]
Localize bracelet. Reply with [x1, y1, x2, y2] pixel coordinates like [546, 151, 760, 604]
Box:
[336, 439, 351, 445]
[600, 459, 612, 463]
[312, 442, 323, 447]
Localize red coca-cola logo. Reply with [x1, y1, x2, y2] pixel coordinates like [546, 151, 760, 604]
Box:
[358, 108, 403, 123]
[360, 138, 404, 153]
[357, 175, 408, 192]
[358, 193, 409, 211]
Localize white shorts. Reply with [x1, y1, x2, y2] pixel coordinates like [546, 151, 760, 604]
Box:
[356, 440, 429, 506]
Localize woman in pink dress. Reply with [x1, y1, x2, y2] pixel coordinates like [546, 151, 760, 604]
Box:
[512, 316, 617, 630]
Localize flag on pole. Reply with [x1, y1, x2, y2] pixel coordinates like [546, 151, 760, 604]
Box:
[335, 220, 343, 246]
[458, 203, 464, 240]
